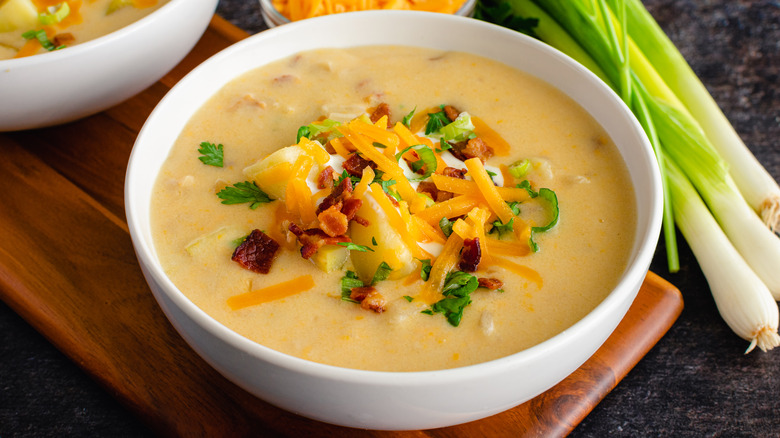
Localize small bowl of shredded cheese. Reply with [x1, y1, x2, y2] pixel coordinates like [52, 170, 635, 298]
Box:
[259, 0, 476, 27]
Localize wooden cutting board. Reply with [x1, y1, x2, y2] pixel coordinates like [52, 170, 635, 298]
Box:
[0, 15, 683, 437]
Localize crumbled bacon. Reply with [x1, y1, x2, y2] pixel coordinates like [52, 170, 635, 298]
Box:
[288, 223, 350, 259]
[231, 229, 280, 274]
[350, 286, 387, 313]
[317, 166, 336, 190]
[478, 277, 504, 290]
[317, 177, 352, 214]
[442, 167, 467, 179]
[443, 105, 460, 122]
[318, 204, 349, 237]
[369, 103, 391, 124]
[342, 153, 377, 177]
[458, 237, 482, 272]
[450, 137, 494, 163]
[341, 197, 363, 221]
[417, 181, 454, 203]
[53, 33, 75, 47]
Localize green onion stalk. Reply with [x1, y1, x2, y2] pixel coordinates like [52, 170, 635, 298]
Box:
[475, 0, 780, 350]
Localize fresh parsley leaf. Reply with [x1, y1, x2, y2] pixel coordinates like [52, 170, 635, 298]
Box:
[436, 138, 453, 153]
[217, 181, 273, 209]
[403, 295, 414, 302]
[370, 261, 393, 285]
[425, 271, 479, 326]
[371, 236, 378, 246]
[508, 201, 521, 216]
[402, 106, 417, 127]
[231, 234, 249, 248]
[340, 271, 364, 302]
[439, 217, 454, 237]
[197, 142, 224, 167]
[372, 142, 388, 149]
[425, 106, 450, 135]
[337, 242, 375, 252]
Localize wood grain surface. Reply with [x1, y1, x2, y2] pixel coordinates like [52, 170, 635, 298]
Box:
[0, 16, 683, 437]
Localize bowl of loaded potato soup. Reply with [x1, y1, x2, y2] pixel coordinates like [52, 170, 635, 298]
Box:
[126, 11, 662, 430]
[0, 0, 218, 131]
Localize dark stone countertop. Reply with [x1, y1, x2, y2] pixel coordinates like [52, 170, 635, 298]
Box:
[1, 0, 778, 436]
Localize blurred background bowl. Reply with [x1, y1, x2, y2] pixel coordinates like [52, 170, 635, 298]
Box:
[0, 0, 218, 132]
[126, 11, 662, 430]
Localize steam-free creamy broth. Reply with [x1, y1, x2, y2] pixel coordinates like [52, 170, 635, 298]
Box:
[151, 46, 637, 372]
[0, 0, 168, 60]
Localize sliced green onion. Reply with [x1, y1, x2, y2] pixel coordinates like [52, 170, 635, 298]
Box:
[508, 159, 531, 178]
[395, 144, 437, 180]
[38, 2, 70, 26]
[439, 112, 475, 142]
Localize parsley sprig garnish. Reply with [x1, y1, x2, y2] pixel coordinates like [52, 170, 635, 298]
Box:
[197, 142, 224, 167]
[217, 181, 273, 209]
[422, 271, 478, 327]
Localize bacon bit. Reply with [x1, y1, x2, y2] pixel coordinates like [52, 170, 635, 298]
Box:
[317, 177, 352, 214]
[273, 74, 299, 84]
[442, 167, 467, 179]
[288, 223, 350, 259]
[318, 204, 349, 237]
[52, 33, 75, 47]
[342, 153, 377, 177]
[231, 229, 280, 274]
[450, 137, 494, 163]
[350, 286, 387, 313]
[370, 103, 391, 124]
[353, 215, 370, 227]
[478, 277, 504, 290]
[443, 105, 460, 122]
[324, 141, 337, 154]
[341, 197, 363, 220]
[458, 237, 482, 272]
[317, 166, 336, 190]
[417, 181, 454, 203]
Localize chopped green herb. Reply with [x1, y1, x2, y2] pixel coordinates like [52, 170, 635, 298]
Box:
[490, 217, 515, 238]
[296, 126, 311, 143]
[403, 295, 414, 302]
[340, 271, 364, 302]
[436, 138, 453, 153]
[372, 142, 388, 149]
[371, 236, 378, 246]
[508, 201, 521, 216]
[337, 242, 375, 252]
[417, 258, 432, 281]
[231, 234, 249, 248]
[401, 107, 416, 127]
[370, 261, 393, 285]
[217, 181, 273, 209]
[439, 217, 454, 237]
[197, 142, 224, 167]
[439, 112, 476, 142]
[22, 29, 65, 51]
[425, 106, 450, 135]
[297, 118, 342, 143]
[423, 271, 479, 327]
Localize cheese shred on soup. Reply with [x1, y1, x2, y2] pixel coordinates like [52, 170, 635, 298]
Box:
[151, 46, 637, 372]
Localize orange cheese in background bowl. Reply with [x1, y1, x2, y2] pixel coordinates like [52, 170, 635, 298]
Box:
[260, 0, 475, 27]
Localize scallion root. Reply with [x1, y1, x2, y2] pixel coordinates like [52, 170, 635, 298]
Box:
[760, 195, 780, 234]
[746, 327, 780, 354]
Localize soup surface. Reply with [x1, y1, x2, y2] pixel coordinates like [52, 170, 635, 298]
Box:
[151, 46, 637, 372]
[0, 0, 167, 59]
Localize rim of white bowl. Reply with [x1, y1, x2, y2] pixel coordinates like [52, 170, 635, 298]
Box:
[0, 0, 217, 67]
[126, 10, 662, 385]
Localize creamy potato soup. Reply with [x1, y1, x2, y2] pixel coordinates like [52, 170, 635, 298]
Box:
[0, 0, 167, 59]
[151, 46, 637, 372]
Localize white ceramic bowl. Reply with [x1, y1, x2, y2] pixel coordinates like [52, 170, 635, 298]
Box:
[126, 11, 662, 430]
[0, 0, 218, 132]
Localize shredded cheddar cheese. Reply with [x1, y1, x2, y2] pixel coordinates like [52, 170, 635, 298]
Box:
[271, 0, 466, 22]
[227, 275, 316, 310]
